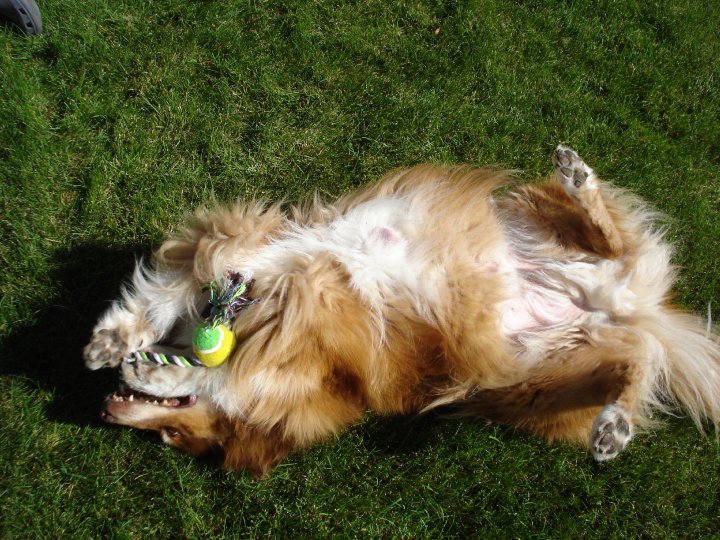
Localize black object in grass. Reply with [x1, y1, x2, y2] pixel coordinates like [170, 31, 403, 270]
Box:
[0, 0, 42, 35]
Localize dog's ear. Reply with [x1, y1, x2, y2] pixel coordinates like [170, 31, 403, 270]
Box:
[222, 254, 370, 465]
[220, 422, 294, 477]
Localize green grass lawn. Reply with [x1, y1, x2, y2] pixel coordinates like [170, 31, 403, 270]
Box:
[2, 0, 720, 537]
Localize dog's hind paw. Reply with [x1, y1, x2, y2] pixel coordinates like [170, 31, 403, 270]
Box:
[84, 328, 128, 370]
[552, 145, 598, 196]
[590, 403, 633, 462]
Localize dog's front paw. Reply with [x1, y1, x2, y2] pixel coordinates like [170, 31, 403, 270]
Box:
[121, 357, 154, 385]
[590, 403, 633, 462]
[84, 328, 129, 370]
[120, 357, 194, 397]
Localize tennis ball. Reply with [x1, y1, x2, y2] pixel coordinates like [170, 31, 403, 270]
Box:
[192, 323, 236, 367]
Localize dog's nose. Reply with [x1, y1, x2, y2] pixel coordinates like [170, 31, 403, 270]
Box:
[99, 410, 115, 422]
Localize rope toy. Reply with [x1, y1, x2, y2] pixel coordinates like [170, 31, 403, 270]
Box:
[125, 272, 258, 368]
[126, 350, 203, 367]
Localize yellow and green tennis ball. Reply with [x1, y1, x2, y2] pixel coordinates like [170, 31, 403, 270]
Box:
[192, 323, 236, 367]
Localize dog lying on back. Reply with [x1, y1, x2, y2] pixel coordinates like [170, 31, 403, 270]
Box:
[84, 146, 720, 476]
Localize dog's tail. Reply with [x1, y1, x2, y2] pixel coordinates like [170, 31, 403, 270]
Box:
[642, 308, 720, 431]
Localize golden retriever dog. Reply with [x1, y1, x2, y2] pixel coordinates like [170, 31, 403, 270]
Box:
[84, 146, 720, 476]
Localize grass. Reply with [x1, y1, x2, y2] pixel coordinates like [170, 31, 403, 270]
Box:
[1, 0, 719, 537]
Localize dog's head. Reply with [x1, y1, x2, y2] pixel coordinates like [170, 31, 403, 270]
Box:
[101, 389, 293, 476]
[101, 389, 228, 457]
[94, 201, 383, 474]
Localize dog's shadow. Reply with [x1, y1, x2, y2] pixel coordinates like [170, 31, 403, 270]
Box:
[0, 244, 148, 426]
[356, 413, 443, 455]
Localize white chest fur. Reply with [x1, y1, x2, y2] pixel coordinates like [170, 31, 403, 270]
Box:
[243, 197, 424, 310]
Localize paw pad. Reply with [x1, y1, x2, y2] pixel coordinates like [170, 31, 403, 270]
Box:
[590, 404, 633, 462]
[552, 145, 596, 194]
[84, 328, 127, 370]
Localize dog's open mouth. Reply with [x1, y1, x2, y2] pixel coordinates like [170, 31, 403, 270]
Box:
[105, 386, 198, 408]
[100, 387, 199, 425]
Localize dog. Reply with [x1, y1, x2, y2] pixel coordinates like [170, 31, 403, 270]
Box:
[84, 146, 720, 476]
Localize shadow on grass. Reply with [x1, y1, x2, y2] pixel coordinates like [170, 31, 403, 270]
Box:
[0, 243, 149, 426]
[356, 413, 445, 455]
[354, 410, 522, 459]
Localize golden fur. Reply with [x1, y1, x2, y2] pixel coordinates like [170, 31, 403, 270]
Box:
[84, 147, 720, 475]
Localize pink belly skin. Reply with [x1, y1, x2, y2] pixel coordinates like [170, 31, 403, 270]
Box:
[500, 284, 586, 335]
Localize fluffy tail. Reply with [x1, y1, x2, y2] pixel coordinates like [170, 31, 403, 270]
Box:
[645, 309, 720, 431]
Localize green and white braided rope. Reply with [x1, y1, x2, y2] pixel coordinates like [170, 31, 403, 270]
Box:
[126, 351, 204, 367]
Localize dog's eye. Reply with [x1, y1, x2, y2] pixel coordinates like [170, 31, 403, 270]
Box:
[162, 426, 181, 438]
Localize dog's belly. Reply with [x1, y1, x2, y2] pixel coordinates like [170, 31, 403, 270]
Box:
[475, 247, 588, 336]
[499, 283, 586, 336]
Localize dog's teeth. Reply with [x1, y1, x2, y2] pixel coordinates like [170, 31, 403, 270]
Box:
[161, 399, 170, 406]
[128, 394, 134, 402]
[152, 400, 158, 405]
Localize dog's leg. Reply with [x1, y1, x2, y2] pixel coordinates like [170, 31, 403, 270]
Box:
[84, 265, 196, 370]
[119, 358, 217, 398]
[552, 145, 624, 258]
[587, 352, 656, 461]
[451, 333, 652, 461]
